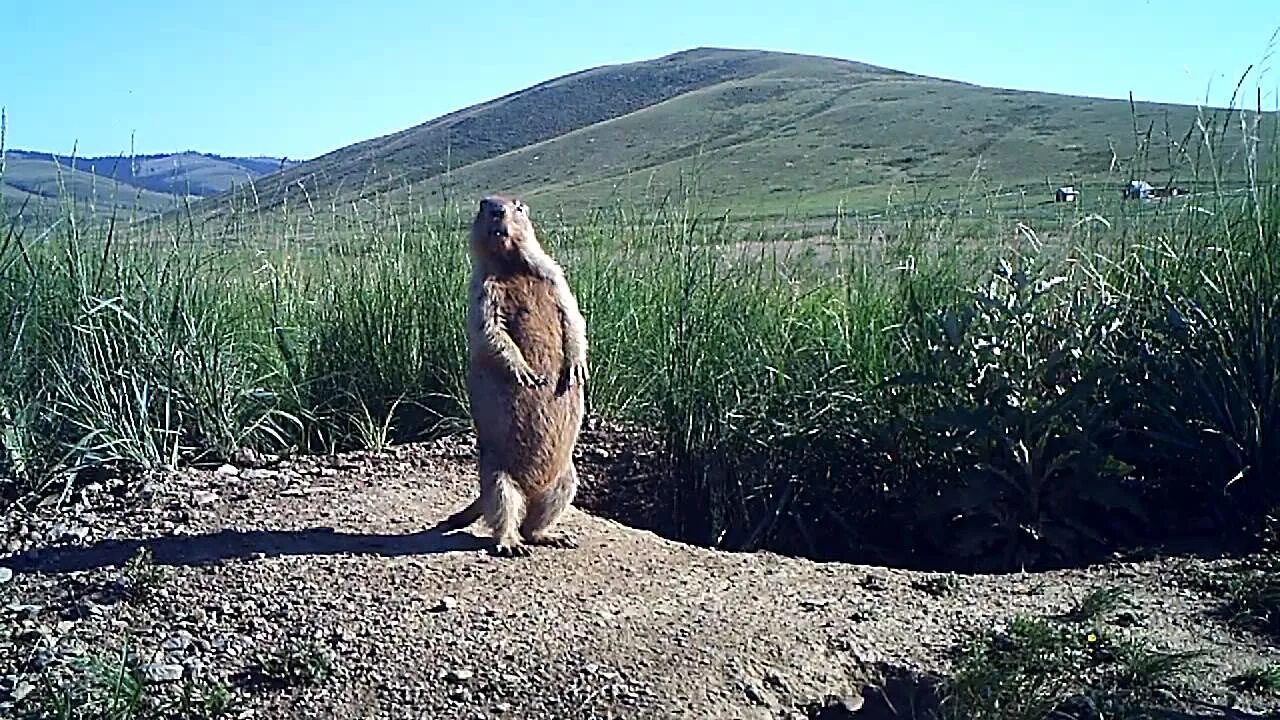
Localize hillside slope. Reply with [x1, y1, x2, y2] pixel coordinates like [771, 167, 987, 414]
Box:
[204, 47, 1272, 222]
[2, 154, 185, 221]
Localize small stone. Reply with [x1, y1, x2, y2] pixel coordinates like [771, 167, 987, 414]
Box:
[192, 491, 218, 506]
[138, 663, 184, 683]
[319, 467, 338, 478]
[445, 668, 474, 683]
[832, 694, 864, 713]
[241, 468, 278, 481]
[764, 670, 787, 690]
[64, 526, 90, 543]
[0, 568, 12, 584]
[162, 631, 194, 652]
[430, 596, 459, 612]
[214, 464, 239, 477]
[11, 681, 33, 702]
[6, 604, 43, 619]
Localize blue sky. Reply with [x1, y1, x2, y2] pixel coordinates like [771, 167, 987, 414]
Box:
[3, 0, 1278, 160]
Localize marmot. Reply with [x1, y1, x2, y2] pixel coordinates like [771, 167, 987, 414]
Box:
[437, 194, 589, 557]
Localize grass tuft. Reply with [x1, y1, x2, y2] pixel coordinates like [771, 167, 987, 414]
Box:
[1226, 665, 1280, 696]
[939, 600, 1198, 720]
[244, 641, 334, 689]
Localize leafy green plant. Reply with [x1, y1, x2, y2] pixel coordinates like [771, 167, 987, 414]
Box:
[900, 240, 1142, 570]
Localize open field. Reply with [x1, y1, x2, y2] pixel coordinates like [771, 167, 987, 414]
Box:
[3, 51, 1280, 718]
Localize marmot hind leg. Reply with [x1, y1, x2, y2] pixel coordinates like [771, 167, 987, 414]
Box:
[520, 461, 579, 549]
[481, 461, 531, 557]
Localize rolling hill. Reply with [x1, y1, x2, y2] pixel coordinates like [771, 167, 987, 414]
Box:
[202, 47, 1274, 222]
[2, 150, 299, 224]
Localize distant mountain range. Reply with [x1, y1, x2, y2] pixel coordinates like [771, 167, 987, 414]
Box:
[2, 150, 299, 219]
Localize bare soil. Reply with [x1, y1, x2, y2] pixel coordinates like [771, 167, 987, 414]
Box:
[2, 429, 1279, 719]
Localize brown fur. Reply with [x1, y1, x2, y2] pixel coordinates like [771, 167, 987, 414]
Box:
[436, 194, 588, 556]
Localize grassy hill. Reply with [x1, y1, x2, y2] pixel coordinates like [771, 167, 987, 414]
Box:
[203, 47, 1275, 223]
[2, 150, 298, 225]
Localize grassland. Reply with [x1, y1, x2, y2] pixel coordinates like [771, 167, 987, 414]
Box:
[2, 77, 1277, 576]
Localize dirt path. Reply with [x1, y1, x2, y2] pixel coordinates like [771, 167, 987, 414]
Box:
[3, 436, 1278, 719]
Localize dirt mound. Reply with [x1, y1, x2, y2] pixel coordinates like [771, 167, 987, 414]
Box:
[2, 435, 1276, 719]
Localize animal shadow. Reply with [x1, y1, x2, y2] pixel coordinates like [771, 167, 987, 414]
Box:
[3, 525, 489, 576]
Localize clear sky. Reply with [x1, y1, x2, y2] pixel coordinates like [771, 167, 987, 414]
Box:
[3, 0, 1278, 160]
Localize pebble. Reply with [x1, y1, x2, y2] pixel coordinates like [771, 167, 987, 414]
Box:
[830, 694, 864, 713]
[214, 464, 240, 477]
[430, 596, 459, 612]
[192, 490, 219, 506]
[138, 663, 185, 683]
[6, 603, 43, 619]
[64, 526, 90, 543]
[241, 468, 278, 481]
[11, 681, 33, 702]
[0, 568, 12, 584]
[162, 631, 194, 652]
[445, 668, 475, 683]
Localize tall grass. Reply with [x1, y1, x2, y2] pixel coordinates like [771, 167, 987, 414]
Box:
[2, 94, 1277, 572]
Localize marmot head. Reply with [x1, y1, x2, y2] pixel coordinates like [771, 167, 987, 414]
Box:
[471, 194, 538, 262]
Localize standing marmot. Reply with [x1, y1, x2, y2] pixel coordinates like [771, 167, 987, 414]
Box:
[437, 194, 589, 557]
